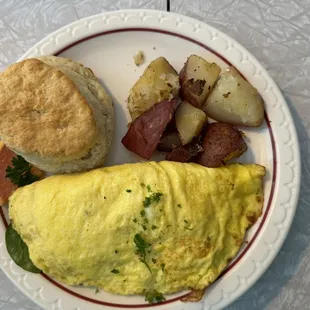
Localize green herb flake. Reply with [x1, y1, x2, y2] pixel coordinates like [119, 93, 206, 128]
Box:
[152, 192, 163, 203]
[95, 288, 100, 294]
[115, 250, 118, 254]
[144, 290, 165, 304]
[6, 155, 40, 187]
[143, 196, 151, 208]
[140, 210, 146, 217]
[144, 218, 149, 224]
[134, 234, 151, 273]
[161, 263, 165, 272]
[184, 219, 188, 224]
[177, 204, 182, 208]
[146, 185, 152, 192]
[111, 269, 120, 274]
[151, 225, 157, 230]
[133, 218, 138, 223]
[5, 224, 41, 273]
[142, 225, 147, 231]
[126, 189, 132, 193]
[152, 258, 157, 264]
[140, 183, 145, 187]
[143, 192, 163, 208]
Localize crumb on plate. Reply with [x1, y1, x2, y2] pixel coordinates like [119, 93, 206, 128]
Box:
[133, 51, 145, 66]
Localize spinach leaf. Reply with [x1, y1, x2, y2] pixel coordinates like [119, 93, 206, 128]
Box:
[5, 224, 41, 273]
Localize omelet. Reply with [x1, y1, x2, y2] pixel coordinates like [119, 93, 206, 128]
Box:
[9, 161, 265, 297]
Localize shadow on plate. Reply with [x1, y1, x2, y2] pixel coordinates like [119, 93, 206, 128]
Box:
[227, 91, 310, 310]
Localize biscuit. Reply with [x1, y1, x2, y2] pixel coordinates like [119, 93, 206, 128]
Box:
[0, 57, 114, 173]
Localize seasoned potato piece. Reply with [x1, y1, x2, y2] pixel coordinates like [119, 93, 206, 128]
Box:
[196, 122, 247, 168]
[175, 101, 208, 145]
[128, 57, 180, 120]
[204, 67, 264, 127]
[180, 55, 221, 108]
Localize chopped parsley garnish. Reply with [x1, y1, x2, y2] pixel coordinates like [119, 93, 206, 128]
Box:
[144, 218, 149, 224]
[142, 225, 147, 231]
[151, 225, 157, 230]
[140, 210, 146, 217]
[134, 234, 151, 273]
[133, 218, 138, 223]
[152, 258, 157, 263]
[126, 189, 132, 193]
[140, 182, 145, 187]
[177, 204, 182, 208]
[161, 263, 165, 272]
[111, 269, 120, 274]
[144, 290, 165, 304]
[6, 155, 40, 187]
[95, 288, 100, 294]
[146, 185, 152, 192]
[143, 192, 163, 208]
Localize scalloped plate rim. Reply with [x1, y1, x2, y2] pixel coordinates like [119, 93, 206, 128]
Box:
[0, 9, 301, 310]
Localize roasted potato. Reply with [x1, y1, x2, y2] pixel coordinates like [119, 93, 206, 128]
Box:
[196, 122, 247, 167]
[204, 67, 264, 127]
[128, 57, 180, 120]
[180, 55, 221, 108]
[175, 101, 208, 145]
[122, 99, 178, 159]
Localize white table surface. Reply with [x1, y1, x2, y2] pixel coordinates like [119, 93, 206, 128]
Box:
[0, 0, 309, 309]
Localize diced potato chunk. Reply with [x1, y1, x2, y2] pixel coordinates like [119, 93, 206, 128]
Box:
[180, 55, 221, 108]
[175, 101, 208, 145]
[204, 67, 264, 127]
[128, 57, 180, 120]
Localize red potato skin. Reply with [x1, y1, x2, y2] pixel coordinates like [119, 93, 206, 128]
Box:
[165, 143, 203, 162]
[157, 130, 182, 152]
[157, 117, 182, 152]
[179, 60, 209, 109]
[122, 99, 179, 159]
[165, 121, 208, 162]
[196, 122, 247, 168]
[179, 65, 203, 109]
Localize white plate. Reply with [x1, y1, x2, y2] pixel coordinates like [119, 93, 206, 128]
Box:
[0, 9, 301, 310]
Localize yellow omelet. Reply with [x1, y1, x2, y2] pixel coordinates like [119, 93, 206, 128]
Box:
[9, 161, 265, 297]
